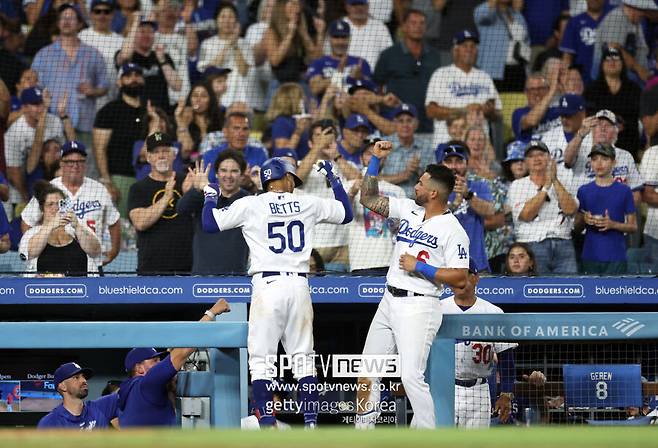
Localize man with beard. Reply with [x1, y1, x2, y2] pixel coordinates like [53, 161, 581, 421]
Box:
[38, 362, 118, 429]
[93, 63, 147, 216]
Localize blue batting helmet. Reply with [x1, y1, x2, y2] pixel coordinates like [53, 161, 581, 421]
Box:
[260, 157, 303, 188]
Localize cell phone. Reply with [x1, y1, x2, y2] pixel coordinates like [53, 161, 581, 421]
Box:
[58, 198, 71, 214]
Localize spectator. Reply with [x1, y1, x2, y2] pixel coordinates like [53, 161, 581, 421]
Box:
[21, 140, 121, 267]
[512, 72, 562, 143]
[564, 109, 644, 200]
[640, 144, 658, 272]
[128, 132, 193, 274]
[26, 139, 62, 196]
[345, 139, 406, 274]
[446, 111, 467, 142]
[244, 0, 275, 112]
[541, 93, 587, 164]
[8, 69, 40, 128]
[5, 87, 67, 216]
[409, 0, 444, 51]
[264, 0, 323, 88]
[337, 114, 371, 167]
[116, 15, 182, 111]
[24, 0, 71, 58]
[177, 155, 251, 274]
[19, 183, 102, 276]
[265, 82, 312, 158]
[0, 199, 9, 253]
[506, 139, 579, 274]
[583, 46, 641, 159]
[561, 63, 585, 95]
[575, 143, 636, 274]
[0, 14, 27, 100]
[202, 111, 268, 187]
[343, 77, 398, 136]
[640, 76, 658, 147]
[306, 19, 371, 100]
[175, 81, 223, 157]
[32, 3, 109, 176]
[343, 0, 392, 70]
[378, 104, 431, 198]
[532, 12, 570, 72]
[198, 2, 253, 107]
[155, 0, 196, 106]
[426, 30, 502, 149]
[93, 63, 147, 217]
[560, 0, 613, 84]
[503, 242, 537, 276]
[79, 0, 125, 111]
[441, 141, 496, 272]
[202, 66, 231, 113]
[524, 1, 569, 52]
[465, 126, 500, 180]
[373, 9, 440, 134]
[474, 0, 531, 92]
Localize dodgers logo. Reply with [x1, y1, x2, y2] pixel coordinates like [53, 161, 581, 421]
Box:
[396, 219, 439, 249]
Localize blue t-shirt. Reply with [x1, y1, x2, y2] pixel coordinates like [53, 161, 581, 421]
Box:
[512, 106, 562, 142]
[37, 394, 118, 430]
[523, 0, 569, 46]
[118, 355, 178, 427]
[448, 176, 493, 272]
[559, 5, 614, 84]
[577, 180, 635, 262]
[202, 143, 268, 183]
[304, 55, 372, 90]
[271, 115, 310, 160]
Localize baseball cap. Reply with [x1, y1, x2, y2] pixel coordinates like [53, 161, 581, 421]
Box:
[146, 132, 175, 151]
[392, 103, 418, 119]
[119, 63, 143, 77]
[595, 109, 617, 125]
[346, 77, 376, 95]
[138, 18, 158, 30]
[503, 140, 526, 163]
[344, 114, 372, 131]
[90, 0, 115, 9]
[124, 348, 166, 372]
[556, 94, 585, 116]
[346, 0, 368, 4]
[57, 3, 87, 25]
[468, 257, 478, 275]
[60, 140, 87, 158]
[272, 147, 299, 161]
[452, 29, 479, 46]
[440, 142, 469, 162]
[20, 86, 44, 105]
[602, 46, 622, 60]
[524, 139, 550, 156]
[588, 142, 616, 159]
[328, 19, 350, 38]
[203, 66, 232, 78]
[54, 362, 94, 389]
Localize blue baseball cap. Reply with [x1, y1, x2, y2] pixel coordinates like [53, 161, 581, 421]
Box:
[20, 86, 44, 105]
[393, 103, 418, 119]
[54, 362, 94, 389]
[272, 147, 299, 161]
[468, 257, 478, 275]
[344, 113, 372, 131]
[453, 29, 479, 46]
[138, 19, 158, 31]
[346, 77, 376, 94]
[119, 63, 143, 77]
[329, 19, 350, 38]
[440, 142, 469, 162]
[503, 140, 526, 163]
[203, 66, 232, 78]
[260, 157, 303, 187]
[346, 0, 368, 4]
[61, 140, 87, 158]
[124, 347, 166, 372]
[556, 94, 585, 116]
[90, 0, 115, 9]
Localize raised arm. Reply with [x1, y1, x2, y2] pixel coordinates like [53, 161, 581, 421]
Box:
[359, 140, 393, 218]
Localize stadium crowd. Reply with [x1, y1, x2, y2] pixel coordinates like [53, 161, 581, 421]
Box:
[0, 0, 657, 276]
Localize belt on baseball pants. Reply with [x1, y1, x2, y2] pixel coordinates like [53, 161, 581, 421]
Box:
[260, 272, 307, 278]
[455, 378, 488, 388]
[386, 284, 424, 297]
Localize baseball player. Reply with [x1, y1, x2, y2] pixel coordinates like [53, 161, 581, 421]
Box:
[441, 258, 518, 428]
[201, 157, 353, 428]
[355, 140, 470, 429]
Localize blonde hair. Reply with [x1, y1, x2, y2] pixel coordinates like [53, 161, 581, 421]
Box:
[269, 0, 307, 49]
[265, 83, 305, 121]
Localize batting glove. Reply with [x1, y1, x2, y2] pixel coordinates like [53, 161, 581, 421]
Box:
[203, 183, 220, 201]
[314, 160, 337, 181]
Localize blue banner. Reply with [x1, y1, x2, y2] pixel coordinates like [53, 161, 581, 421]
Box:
[0, 276, 656, 305]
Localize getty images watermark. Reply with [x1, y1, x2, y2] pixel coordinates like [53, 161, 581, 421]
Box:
[264, 354, 400, 379]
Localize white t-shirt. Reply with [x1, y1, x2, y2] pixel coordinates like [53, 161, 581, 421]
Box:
[344, 17, 393, 71]
[78, 28, 124, 110]
[155, 31, 191, 105]
[368, 0, 394, 22]
[425, 64, 502, 148]
[345, 179, 406, 271]
[4, 114, 64, 203]
[244, 21, 272, 111]
[441, 296, 518, 380]
[210, 191, 346, 274]
[640, 146, 658, 239]
[386, 198, 470, 296]
[506, 170, 578, 242]
[21, 177, 120, 258]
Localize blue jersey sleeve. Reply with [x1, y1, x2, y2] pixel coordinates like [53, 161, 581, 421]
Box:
[140, 355, 178, 406]
[511, 107, 527, 139]
[559, 17, 578, 53]
[91, 393, 120, 420]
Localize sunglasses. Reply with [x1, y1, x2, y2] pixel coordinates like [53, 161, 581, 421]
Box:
[92, 8, 112, 15]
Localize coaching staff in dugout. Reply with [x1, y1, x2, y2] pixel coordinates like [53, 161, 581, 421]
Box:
[118, 298, 230, 427]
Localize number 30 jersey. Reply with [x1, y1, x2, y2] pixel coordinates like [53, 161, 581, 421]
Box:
[441, 296, 518, 380]
[210, 191, 345, 274]
[386, 197, 470, 297]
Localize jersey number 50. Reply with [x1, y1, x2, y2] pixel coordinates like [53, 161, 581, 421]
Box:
[268, 220, 306, 253]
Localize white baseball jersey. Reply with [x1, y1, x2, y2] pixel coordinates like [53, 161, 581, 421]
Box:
[21, 177, 120, 255]
[210, 191, 346, 274]
[441, 296, 518, 380]
[540, 124, 569, 164]
[386, 197, 470, 296]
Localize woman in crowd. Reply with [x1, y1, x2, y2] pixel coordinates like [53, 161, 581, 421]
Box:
[19, 183, 101, 277]
[265, 82, 314, 159]
[26, 139, 62, 196]
[504, 242, 537, 276]
[465, 126, 500, 180]
[244, 0, 275, 112]
[175, 81, 223, 156]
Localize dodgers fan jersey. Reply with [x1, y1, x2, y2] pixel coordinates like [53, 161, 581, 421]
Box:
[386, 197, 470, 296]
[211, 191, 346, 274]
[441, 296, 518, 380]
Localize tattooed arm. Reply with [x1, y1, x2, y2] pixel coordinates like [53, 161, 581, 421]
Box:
[359, 140, 393, 218]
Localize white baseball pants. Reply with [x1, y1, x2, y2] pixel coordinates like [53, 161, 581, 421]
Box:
[455, 383, 491, 428]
